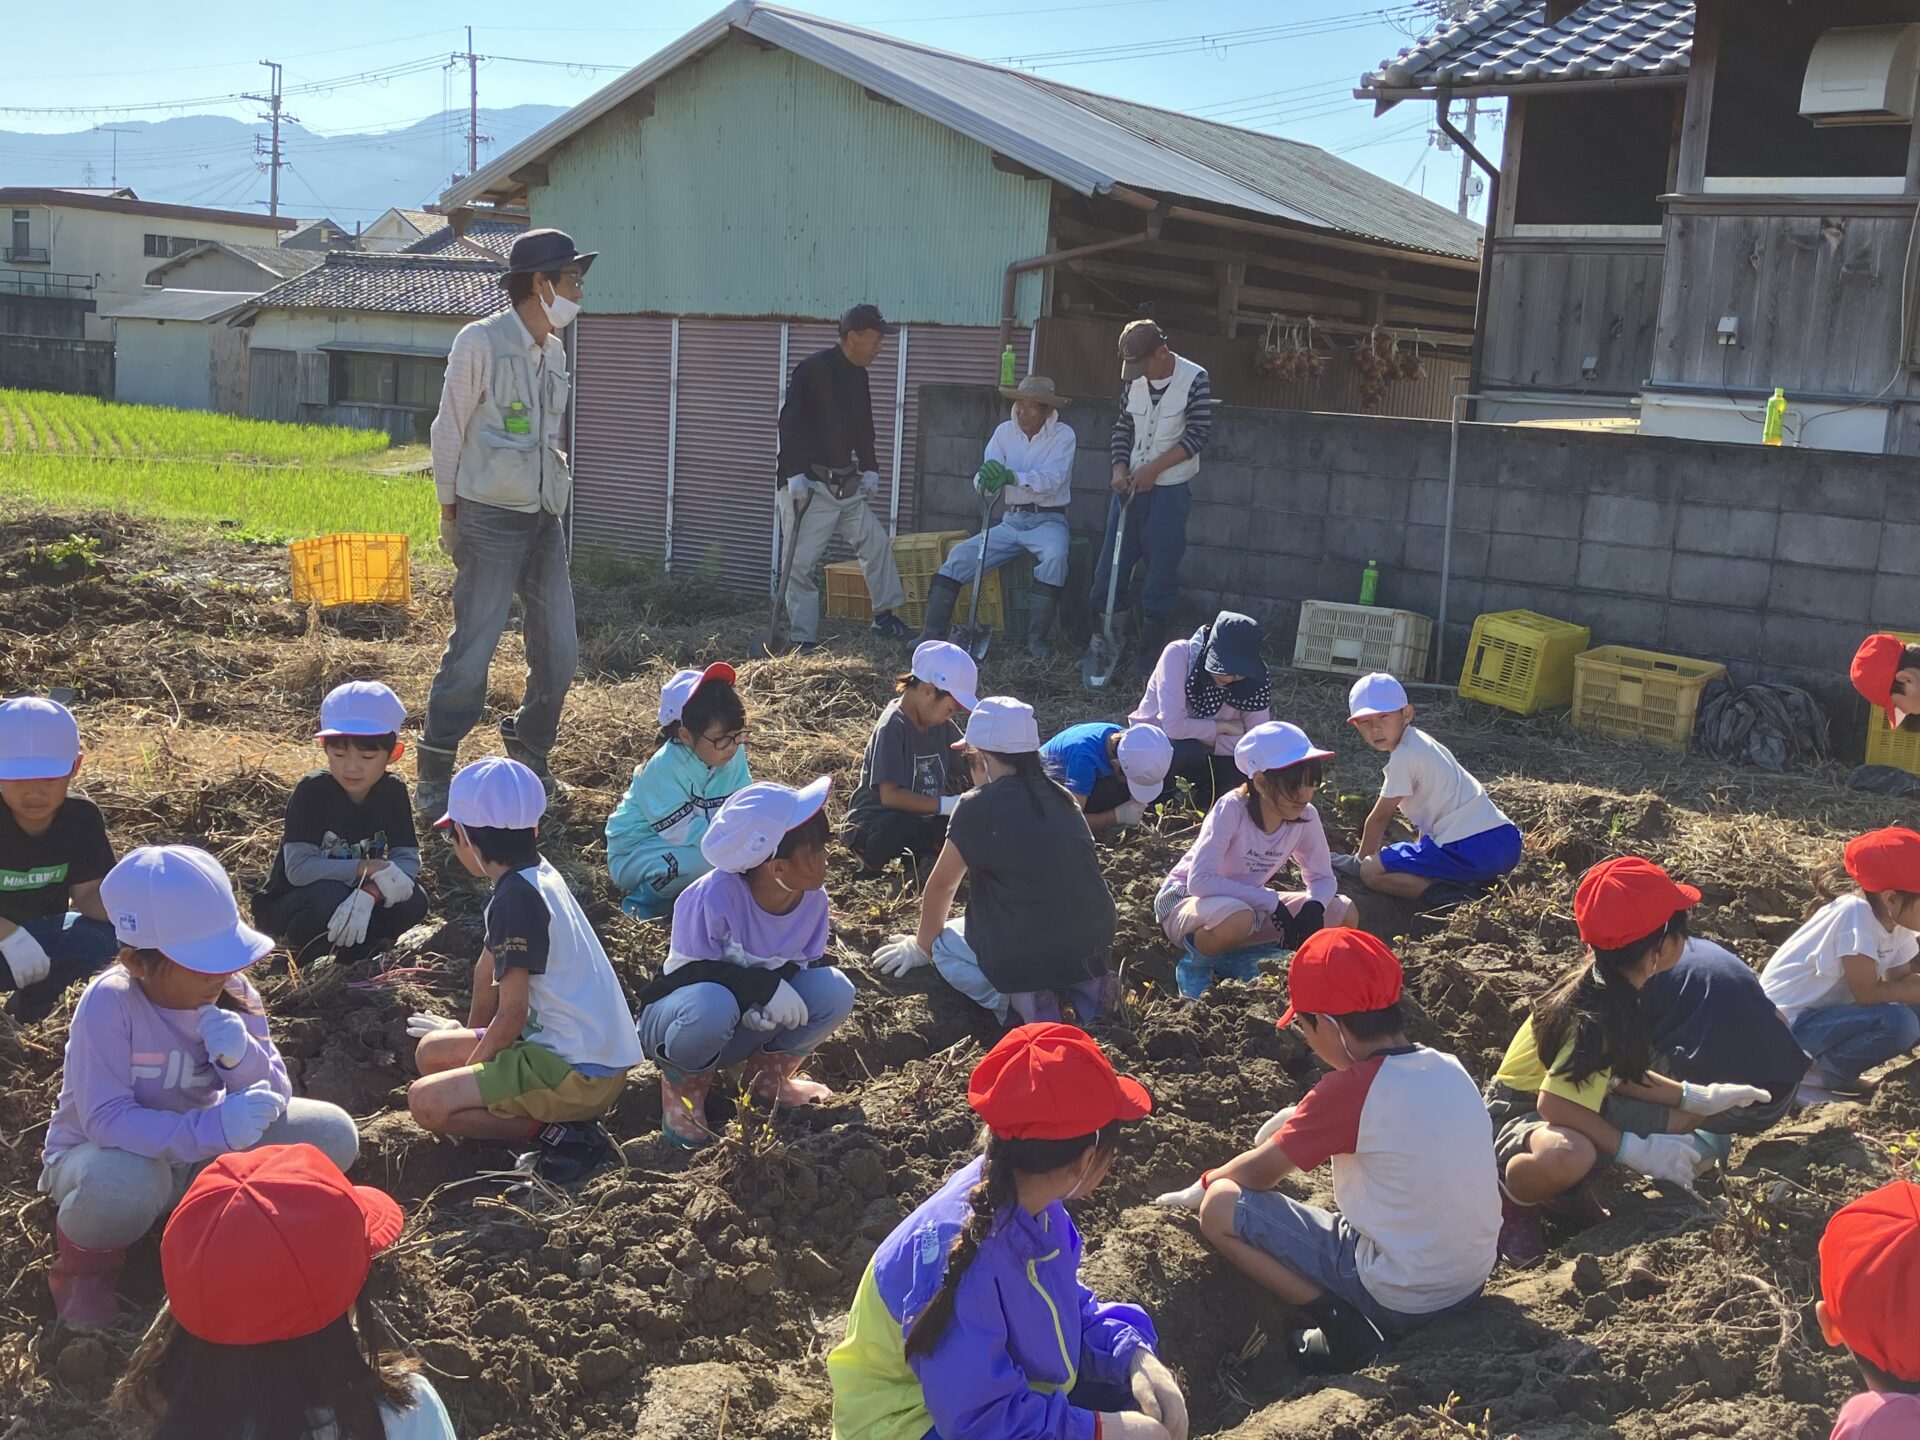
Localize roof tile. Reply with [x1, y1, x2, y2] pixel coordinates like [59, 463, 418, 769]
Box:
[249, 251, 509, 319]
[1365, 1, 1692, 94]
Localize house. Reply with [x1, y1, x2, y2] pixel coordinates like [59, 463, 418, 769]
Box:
[145, 241, 324, 293]
[360, 207, 448, 252]
[103, 288, 254, 413]
[401, 215, 527, 260]
[232, 250, 507, 440]
[1363, 0, 1920, 455]
[436, 0, 1485, 588]
[279, 216, 356, 252]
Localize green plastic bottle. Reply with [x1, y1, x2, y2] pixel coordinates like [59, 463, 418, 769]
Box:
[1000, 345, 1017, 387]
[1359, 558, 1379, 607]
[1763, 387, 1787, 446]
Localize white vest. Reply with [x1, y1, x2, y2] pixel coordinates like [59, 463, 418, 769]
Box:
[1126, 354, 1202, 488]
[454, 310, 573, 516]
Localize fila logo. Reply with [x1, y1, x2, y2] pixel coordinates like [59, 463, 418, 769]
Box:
[128, 1050, 215, 1091]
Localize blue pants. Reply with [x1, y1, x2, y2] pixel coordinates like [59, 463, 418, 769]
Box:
[1089, 483, 1190, 624]
[636, 966, 857, 1073]
[1790, 1002, 1920, 1087]
[4, 913, 118, 1020]
[937, 510, 1071, 588]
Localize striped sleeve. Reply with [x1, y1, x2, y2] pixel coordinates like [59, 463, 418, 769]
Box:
[1110, 393, 1134, 465]
[1177, 367, 1215, 458]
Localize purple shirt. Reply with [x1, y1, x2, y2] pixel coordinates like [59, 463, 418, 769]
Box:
[1832, 1392, 1920, 1440]
[664, 868, 829, 974]
[43, 966, 289, 1166]
[1168, 789, 1337, 911]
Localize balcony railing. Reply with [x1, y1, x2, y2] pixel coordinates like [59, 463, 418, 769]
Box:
[0, 269, 95, 298]
[4, 246, 49, 264]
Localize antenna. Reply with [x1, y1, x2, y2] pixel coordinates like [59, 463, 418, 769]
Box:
[242, 60, 297, 218]
[93, 125, 137, 187]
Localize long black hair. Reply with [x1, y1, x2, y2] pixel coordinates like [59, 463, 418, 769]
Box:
[1530, 909, 1689, 1090]
[1244, 757, 1326, 830]
[658, 677, 747, 751]
[978, 749, 1079, 819]
[901, 1128, 1118, 1360]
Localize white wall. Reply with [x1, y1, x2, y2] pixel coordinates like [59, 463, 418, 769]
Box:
[246, 310, 470, 352]
[112, 317, 213, 410]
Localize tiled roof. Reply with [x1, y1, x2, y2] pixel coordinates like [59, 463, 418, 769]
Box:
[106, 288, 256, 322]
[402, 218, 527, 260]
[145, 241, 325, 286]
[1364, 1, 1692, 95]
[249, 251, 509, 319]
[400, 208, 449, 236]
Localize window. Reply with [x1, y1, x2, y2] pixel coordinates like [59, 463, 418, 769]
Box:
[11, 210, 27, 253]
[143, 233, 167, 257]
[143, 233, 211, 258]
[330, 352, 447, 409]
[1515, 92, 1679, 227]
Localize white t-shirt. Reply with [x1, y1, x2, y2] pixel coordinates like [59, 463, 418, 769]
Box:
[484, 860, 644, 1072]
[1380, 726, 1510, 846]
[1759, 893, 1919, 1024]
[312, 1374, 457, 1440]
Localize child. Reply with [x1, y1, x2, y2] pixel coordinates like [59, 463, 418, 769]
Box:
[845, 640, 977, 879]
[1850, 632, 1920, 733]
[1638, 934, 1807, 1134]
[1337, 672, 1521, 905]
[407, 756, 641, 1183]
[872, 698, 1118, 1028]
[1155, 722, 1356, 1000]
[634, 777, 853, 1148]
[1817, 1180, 1920, 1439]
[1040, 720, 1173, 832]
[39, 845, 359, 1326]
[111, 1143, 455, 1440]
[0, 695, 118, 1021]
[829, 1022, 1184, 1440]
[1760, 827, 1920, 1099]
[1488, 858, 1768, 1268]
[1155, 930, 1499, 1374]
[1129, 610, 1271, 808]
[606, 662, 750, 919]
[254, 682, 430, 966]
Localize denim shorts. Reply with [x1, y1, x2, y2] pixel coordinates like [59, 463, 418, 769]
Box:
[1378, 823, 1522, 885]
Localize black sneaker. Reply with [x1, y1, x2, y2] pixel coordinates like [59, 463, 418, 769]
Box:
[517, 1121, 614, 1185]
[1288, 1294, 1387, 1375]
[870, 611, 913, 642]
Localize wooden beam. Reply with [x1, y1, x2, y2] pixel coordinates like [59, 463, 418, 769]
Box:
[1676, 0, 1721, 195]
[1495, 96, 1525, 238]
[863, 87, 901, 107]
[1216, 257, 1245, 338]
[991, 152, 1045, 180]
[510, 163, 550, 188]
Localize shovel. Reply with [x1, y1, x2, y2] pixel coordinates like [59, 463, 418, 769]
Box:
[751, 483, 815, 659]
[949, 489, 999, 662]
[1079, 496, 1131, 689]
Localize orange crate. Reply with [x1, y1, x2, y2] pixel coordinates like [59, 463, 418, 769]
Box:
[820, 531, 968, 627]
[289, 533, 411, 608]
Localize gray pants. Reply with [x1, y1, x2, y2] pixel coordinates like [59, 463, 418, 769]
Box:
[779, 483, 905, 644]
[424, 500, 579, 761]
[936, 510, 1071, 588]
[636, 966, 857, 1073]
[38, 1098, 359, 1249]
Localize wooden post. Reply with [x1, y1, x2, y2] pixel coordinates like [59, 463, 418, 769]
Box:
[1216, 257, 1245, 338]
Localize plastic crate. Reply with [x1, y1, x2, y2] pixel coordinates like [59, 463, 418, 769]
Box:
[819, 530, 968, 628]
[1458, 609, 1591, 715]
[1572, 645, 1726, 749]
[945, 535, 1035, 635]
[289, 533, 411, 608]
[1292, 601, 1432, 681]
[1864, 628, 1920, 776]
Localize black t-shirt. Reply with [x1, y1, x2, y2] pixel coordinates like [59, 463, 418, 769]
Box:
[847, 700, 969, 826]
[259, 771, 418, 900]
[0, 796, 116, 925]
[1639, 938, 1810, 1100]
[949, 774, 1116, 994]
[485, 868, 553, 977]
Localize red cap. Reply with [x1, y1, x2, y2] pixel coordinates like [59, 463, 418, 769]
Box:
[161, 1144, 404, 1345]
[1852, 633, 1913, 731]
[1820, 1179, 1920, 1382]
[1573, 856, 1701, 950]
[1845, 828, 1920, 893]
[968, 1023, 1152, 1141]
[1276, 929, 1403, 1029]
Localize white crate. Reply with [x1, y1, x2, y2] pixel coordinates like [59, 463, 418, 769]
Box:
[1292, 600, 1433, 681]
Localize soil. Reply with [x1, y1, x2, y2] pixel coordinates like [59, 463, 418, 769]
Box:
[1, 506, 1914, 1439]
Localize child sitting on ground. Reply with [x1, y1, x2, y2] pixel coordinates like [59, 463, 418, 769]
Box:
[407, 757, 641, 1184]
[40, 845, 360, 1327]
[111, 1143, 455, 1440]
[253, 682, 430, 967]
[830, 1023, 1185, 1440]
[1489, 858, 1770, 1267]
[634, 777, 853, 1149]
[1155, 722, 1356, 1000]
[1040, 720, 1173, 832]
[1761, 827, 1920, 1100]
[0, 695, 118, 1022]
[1817, 1179, 1920, 1439]
[1129, 610, 1270, 808]
[1336, 672, 1521, 906]
[872, 697, 1118, 1028]
[1156, 929, 1499, 1374]
[845, 641, 976, 879]
[1850, 632, 1920, 734]
[606, 662, 750, 919]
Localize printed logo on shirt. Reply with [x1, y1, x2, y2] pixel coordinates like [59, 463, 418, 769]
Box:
[319, 828, 391, 861]
[0, 863, 67, 891]
[912, 755, 948, 798]
[129, 1049, 216, 1091]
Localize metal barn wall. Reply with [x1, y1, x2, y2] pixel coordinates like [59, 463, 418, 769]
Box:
[673, 320, 784, 589]
[571, 316, 673, 564]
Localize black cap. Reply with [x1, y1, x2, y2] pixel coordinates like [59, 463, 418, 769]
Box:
[502, 228, 598, 280]
[839, 302, 897, 337]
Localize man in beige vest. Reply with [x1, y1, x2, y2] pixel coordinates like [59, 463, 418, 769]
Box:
[418, 228, 594, 815]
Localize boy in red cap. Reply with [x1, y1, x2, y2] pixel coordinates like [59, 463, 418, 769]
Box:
[1850, 633, 1920, 732]
[829, 1023, 1187, 1440]
[1818, 1180, 1920, 1439]
[1762, 828, 1920, 1099]
[1155, 929, 1500, 1373]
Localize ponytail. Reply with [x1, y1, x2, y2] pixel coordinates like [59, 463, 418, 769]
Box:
[1530, 908, 1688, 1088]
[980, 749, 1078, 819]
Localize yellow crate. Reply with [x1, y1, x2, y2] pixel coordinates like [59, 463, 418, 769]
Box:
[1458, 609, 1590, 715]
[819, 531, 968, 628]
[1864, 629, 1920, 776]
[941, 534, 1033, 634]
[289, 533, 411, 608]
[1573, 645, 1726, 750]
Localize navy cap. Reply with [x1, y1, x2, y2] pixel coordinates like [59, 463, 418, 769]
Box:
[1203, 612, 1266, 682]
[839, 302, 897, 337]
[502, 228, 598, 280]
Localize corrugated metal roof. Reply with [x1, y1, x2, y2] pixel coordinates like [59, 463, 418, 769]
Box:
[105, 288, 256, 322]
[1364, 1, 1692, 96]
[248, 252, 509, 319]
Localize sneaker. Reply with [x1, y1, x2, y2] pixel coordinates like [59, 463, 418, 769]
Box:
[517, 1120, 614, 1184]
[870, 611, 913, 642]
[1288, 1295, 1387, 1375]
[1543, 1182, 1611, 1231]
[1330, 853, 1365, 883]
[1498, 1191, 1549, 1269]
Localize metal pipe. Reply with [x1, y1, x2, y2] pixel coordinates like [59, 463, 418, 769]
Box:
[997, 206, 1167, 364]
[1435, 93, 1500, 419]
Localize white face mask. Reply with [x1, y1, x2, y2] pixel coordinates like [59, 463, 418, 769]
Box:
[538, 281, 581, 330]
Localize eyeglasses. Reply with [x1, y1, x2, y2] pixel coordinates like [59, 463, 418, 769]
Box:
[700, 727, 747, 749]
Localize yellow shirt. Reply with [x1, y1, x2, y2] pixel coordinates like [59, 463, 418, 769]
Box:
[1493, 1017, 1611, 1113]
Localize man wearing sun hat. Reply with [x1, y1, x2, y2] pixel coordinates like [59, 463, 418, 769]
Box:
[1818, 1179, 1920, 1437]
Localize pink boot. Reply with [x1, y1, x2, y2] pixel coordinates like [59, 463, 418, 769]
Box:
[743, 1051, 834, 1108]
[48, 1227, 125, 1328]
[659, 1065, 716, 1149]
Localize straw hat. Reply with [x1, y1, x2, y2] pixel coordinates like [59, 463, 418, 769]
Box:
[999, 375, 1070, 408]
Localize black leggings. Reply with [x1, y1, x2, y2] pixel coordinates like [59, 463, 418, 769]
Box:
[256, 879, 431, 965]
[1167, 739, 1241, 810]
[845, 808, 948, 876]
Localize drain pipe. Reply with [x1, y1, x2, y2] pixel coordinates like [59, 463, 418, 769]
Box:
[1435, 92, 1499, 418]
[997, 201, 1170, 369]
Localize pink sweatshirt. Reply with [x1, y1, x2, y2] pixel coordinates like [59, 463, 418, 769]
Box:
[1129, 637, 1270, 755]
[1168, 789, 1337, 911]
[43, 966, 290, 1166]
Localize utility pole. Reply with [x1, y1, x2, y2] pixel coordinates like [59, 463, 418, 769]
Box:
[243, 60, 295, 218]
[452, 28, 489, 183]
[1455, 98, 1479, 218]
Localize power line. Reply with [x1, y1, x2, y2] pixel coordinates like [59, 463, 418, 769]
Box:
[998, 5, 1425, 69]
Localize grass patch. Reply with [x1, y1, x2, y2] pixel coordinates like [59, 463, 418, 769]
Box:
[0, 387, 392, 465]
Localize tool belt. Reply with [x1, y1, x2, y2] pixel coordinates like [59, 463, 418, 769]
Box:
[810, 463, 865, 500]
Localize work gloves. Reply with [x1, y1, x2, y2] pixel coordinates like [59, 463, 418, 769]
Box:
[1099, 1414, 1173, 1440]
[938, 794, 961, 817]
[326, 889, 376, 949]
[872, 937, 932, 977]
[1680, 1081, 1770, 1117]
[0, 926, 52, 989]
[196, 1004, 251, 1070]
[407, 1012, 470, 1040]
[743, 979, 807, 1033]
[1128, 1349, 1190, 1440]
[860, 470, 882, 497]
[1276, 900, 1325, 951]
[218, 1082, 287, 1151]
[1616, 1132, 1710, 1189]
[784, 474, 812, 496]
[975, 460, 1016, 496]
[1254, 1104, 1299, 1146]
[438, 512, 457, 558]
[368, 865, 415, 907]
[1112, 800, 1147, 828]
[1152, 1178, 1207, 1211]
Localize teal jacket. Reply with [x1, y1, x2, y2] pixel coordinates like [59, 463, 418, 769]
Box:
[605, 741, 750, 911]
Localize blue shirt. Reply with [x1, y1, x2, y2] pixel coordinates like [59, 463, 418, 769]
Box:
[1639, 938, 1809, 1099]
[1040, 723, 1120, 800]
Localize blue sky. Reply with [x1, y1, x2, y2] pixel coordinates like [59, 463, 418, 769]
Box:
[1, 0, 1495, 220]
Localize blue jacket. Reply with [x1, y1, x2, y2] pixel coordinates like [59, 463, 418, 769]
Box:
[605, 741, 750, 906]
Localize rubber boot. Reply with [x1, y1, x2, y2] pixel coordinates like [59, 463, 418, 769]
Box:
[413, 742, 456, 822]
[659, 1063, 716, 1149]
[742, 1050, 834, 1107]
[1288, 1291, 1387, 1375]
[1211, 943, 1279, 984]
[499, 716, 559, 795]
[1498, 1188, 1548, 1269]
[917, 575, 962, 643]
[1175, 939, 1214, 1000]
[1131, 615, 1170, 677]
[1025, 581, 1062, 660]
[48, 1227, 125, 1329]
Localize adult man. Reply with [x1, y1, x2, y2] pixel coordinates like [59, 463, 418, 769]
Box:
[417, 228, 593, 815]
[775, 303, 913, 649]
[919, 374, 1074, 658]
[1089, 320, 1215, 669]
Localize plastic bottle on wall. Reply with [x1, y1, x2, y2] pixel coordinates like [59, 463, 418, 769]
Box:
[1763, 388, 1788, 446]
[1000, 345, 1017, 387]
[1359, 559, 1379, 607]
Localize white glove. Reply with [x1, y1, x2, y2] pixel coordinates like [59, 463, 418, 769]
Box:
[1099, 1413, 1172, 1440]
[785, 474, 812, 496]
[438, 514, 457, 557]
[1152, 1179, 1206, 1211]
[325, 888, 376, 949]
[218, 1082, 288, 1151]
[1617, 1132, 1709, 1189]
[368, 864, 415, 907]
[860, 469, 881, 497]
[742, 979, 808, 1033]
[872, 937, 931, 977]
[1113, 800, 1147, 827]
[1128, 1350, 1189, 1440]
[0, 925, 52, 989]
[938, 794, 961, 817]
[1254, 1104, 1298, 1147]
[407, 1012, 469, 1040]
[196, 1003, 252, 1070]
[1681, 1081, 1771, 1117]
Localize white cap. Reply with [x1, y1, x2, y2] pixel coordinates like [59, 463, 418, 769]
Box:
[658, 662, 737, 726]
[314, 680, 407, 740]
[954, 696, 1040, 754]
[101, 845, 274, 974]
[910, 640, 979, 712]
[1235, 721, 1335, 778]
[0, 696, 81, 780]
[700, 777, 831, 873]
[1347, 672, 1410, 720]
[436, 755, 548, 831]
[1115, 724, 1174, 804]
